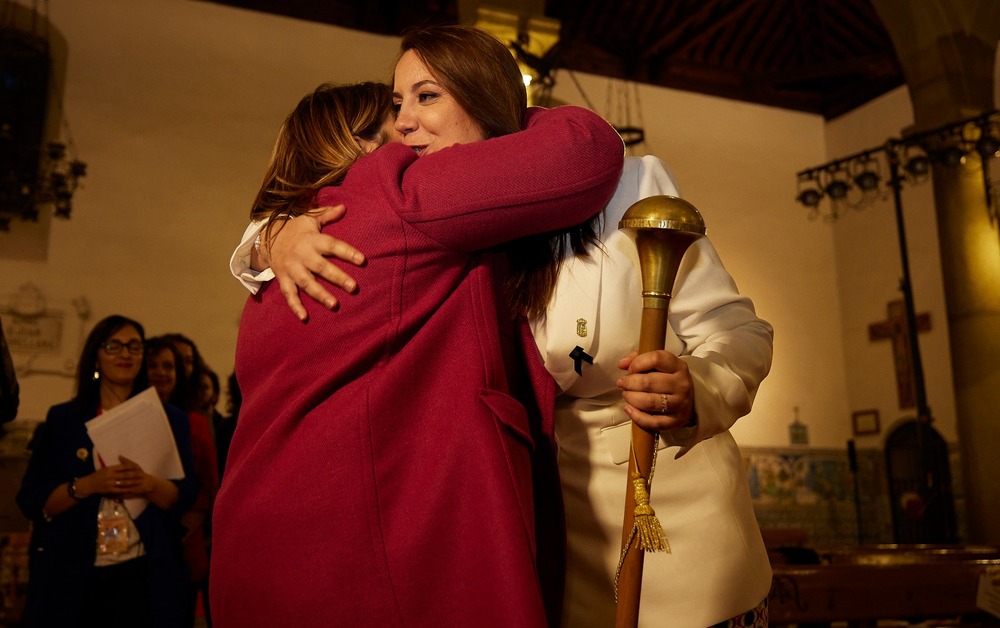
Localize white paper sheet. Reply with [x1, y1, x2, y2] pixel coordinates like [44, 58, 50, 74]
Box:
[85, 386, 185, 518]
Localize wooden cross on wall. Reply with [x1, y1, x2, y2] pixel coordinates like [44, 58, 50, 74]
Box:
[868, 299, 931, 409]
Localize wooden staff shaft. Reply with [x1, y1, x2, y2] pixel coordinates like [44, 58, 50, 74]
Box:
[614, 307, 668, 628]
[614, 195, 705, 628]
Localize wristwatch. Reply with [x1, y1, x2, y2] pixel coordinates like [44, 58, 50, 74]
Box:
[67, 477, 82, 500]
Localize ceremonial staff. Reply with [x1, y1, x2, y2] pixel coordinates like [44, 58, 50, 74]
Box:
[614, 196, 705, 628]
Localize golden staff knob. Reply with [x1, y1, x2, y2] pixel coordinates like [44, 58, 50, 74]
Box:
[614, 195, 705, 628]
[618, 195, 706, 311]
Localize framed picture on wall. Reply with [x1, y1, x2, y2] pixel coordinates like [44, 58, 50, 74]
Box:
[852, 409, 880, 436]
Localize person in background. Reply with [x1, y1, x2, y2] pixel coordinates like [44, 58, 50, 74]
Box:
[160, 333, 203, 382]
[0, 315, 19, 424]
[161, 333, 218, 448]
[16, 315, 196, 628]
[194, 368, 219, 420]
[146, 336, 218, 628]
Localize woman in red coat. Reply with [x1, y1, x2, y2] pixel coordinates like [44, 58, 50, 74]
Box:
[210, 26, 624, 628]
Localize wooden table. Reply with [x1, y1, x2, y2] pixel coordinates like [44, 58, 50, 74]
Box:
[769, 545, 1000, 626]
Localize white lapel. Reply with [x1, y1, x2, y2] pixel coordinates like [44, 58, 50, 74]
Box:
[531, 155, 684, 393]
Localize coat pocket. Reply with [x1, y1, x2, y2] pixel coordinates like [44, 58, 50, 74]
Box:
[479, 389, 535, 451]
[479, 389, 536, 545]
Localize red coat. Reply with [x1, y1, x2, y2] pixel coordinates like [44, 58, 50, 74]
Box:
[211, 107, 623, 627]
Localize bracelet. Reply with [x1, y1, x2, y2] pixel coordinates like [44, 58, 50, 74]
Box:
[67, 477, 82, 501]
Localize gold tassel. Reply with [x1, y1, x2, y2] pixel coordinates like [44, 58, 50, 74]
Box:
[631, 469, 670, 552]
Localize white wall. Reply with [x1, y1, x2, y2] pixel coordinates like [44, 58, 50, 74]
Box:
[2, 0, 956, 452]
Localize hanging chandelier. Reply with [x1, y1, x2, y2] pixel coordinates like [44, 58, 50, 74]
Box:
[1, 1, 86, 232]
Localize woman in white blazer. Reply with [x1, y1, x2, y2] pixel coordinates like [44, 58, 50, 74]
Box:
[532, 155, 773, 627]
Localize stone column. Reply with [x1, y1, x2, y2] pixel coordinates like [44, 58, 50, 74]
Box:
[873, 0, 1000, 544]
[931, 152, 1000, 544]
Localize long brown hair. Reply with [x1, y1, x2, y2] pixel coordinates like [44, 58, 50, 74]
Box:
[399, 25, 602, 319]
[251, 82, 393, 242]
[398, 25, 524, 139]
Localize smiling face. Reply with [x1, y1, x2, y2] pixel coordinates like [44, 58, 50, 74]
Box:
[392, 50, 486, 156]
[95, 324, 144, 389]
[146, 346, 178, 404]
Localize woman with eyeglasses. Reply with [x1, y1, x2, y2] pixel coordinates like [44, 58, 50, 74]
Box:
[17, 315, 197, 628]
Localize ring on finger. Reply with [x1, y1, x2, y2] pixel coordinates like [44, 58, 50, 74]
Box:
[659, 393, 670, 414]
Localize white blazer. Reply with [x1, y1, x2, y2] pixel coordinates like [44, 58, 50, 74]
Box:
[531, 155, 774, 627]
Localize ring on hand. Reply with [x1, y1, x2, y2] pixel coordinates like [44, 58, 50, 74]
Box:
[660, 393, 670, 414]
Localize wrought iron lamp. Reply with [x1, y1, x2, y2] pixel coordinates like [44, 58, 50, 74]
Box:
[1, 2, 86, 232]
[796, 110, 999, 223]
[0, 139, 87, 230]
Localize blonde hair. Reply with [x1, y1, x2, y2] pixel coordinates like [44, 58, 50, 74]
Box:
[250, 82, 392, 240]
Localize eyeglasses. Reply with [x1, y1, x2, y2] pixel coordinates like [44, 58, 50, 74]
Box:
[101, 340, 144, 355]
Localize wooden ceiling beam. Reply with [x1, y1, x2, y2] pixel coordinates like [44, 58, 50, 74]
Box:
[643, 0, 766, 60]
[197, 0, 905, 119]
